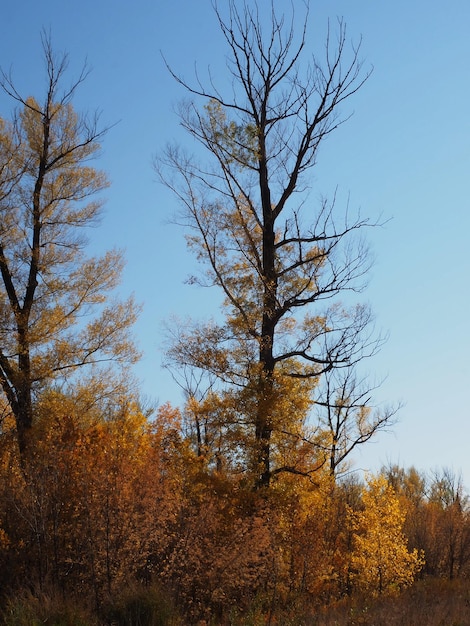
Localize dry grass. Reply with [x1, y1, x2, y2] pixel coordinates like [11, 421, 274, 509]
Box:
[1, 586, 92, 625]
[2, 579, 470, 625]
[309, 579, 470, 626]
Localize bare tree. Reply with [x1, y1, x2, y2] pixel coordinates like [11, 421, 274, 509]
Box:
[158, 1, 387, 488]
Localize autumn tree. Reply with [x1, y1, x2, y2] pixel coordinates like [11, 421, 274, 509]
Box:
[0, 390, 182, 603]
[427, 469, 470, 580]
[0, 35, 139, 454]
[159, 1, 388, 487]
[349, 474, 423, 595]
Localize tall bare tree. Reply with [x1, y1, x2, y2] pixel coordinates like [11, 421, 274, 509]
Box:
[158, 1, 386, 488]
[0, 35, 139, 455]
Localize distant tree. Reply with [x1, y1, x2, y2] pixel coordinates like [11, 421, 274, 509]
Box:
[382, 464, 427, 506]
[427, 468, 470, 580]
[0, 35, 139, 454]
[159, 1, 388, 487]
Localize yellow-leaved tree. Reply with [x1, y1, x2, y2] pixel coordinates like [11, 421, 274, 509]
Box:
[349, 474, 424, 595]
[0, 35, 139, 455]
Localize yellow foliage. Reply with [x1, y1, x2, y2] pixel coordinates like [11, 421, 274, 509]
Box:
[0, 61, 139, 456]
[349, 474, 424, 595]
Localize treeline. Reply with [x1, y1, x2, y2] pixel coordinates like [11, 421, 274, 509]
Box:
[0, 394, 468, 624]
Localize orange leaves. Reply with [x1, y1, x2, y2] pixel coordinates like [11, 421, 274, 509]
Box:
[0, 394, 186, 598]
[0, 391, 466, 623]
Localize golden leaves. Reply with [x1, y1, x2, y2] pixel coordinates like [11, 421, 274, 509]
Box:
[349, 475, 424, 595]
[0, 87, 138, 433]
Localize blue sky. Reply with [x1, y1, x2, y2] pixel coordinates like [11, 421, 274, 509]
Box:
[2, 1, 470, 486]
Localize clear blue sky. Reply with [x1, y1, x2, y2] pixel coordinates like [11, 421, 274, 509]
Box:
[2, 1, 470, 486]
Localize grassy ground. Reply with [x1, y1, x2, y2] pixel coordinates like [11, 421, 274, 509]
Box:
[308, 579, 470, 626]
[2, 578, 470, 625]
